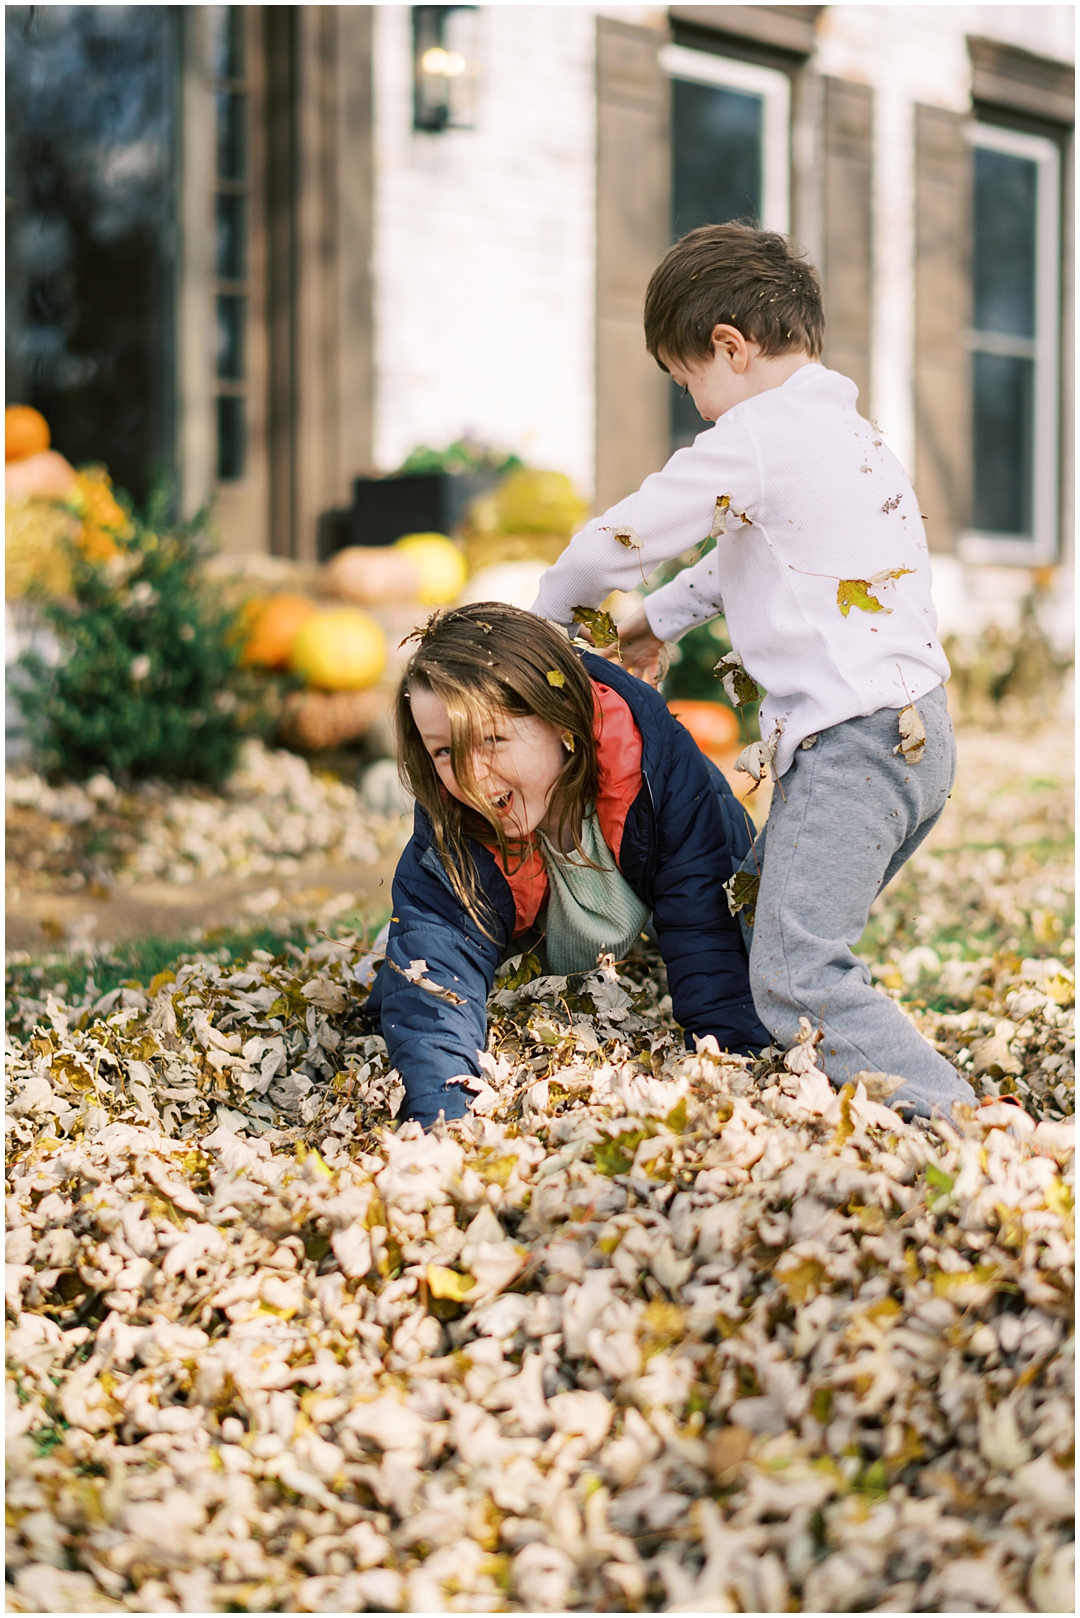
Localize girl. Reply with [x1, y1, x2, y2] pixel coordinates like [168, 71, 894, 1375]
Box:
[366, 603, 769, 1127]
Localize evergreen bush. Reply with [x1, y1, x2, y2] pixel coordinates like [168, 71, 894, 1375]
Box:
[16, 497, 263, 785]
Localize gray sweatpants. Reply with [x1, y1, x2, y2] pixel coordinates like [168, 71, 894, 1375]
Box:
[740, 686, 976, 1118]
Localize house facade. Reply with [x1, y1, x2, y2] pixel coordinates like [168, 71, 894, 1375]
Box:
[6, 4, 1074, 627]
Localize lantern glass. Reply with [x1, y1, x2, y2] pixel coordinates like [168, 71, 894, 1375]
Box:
[413, 6, 478, 132]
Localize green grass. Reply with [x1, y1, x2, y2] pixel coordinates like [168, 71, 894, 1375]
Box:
[6, 923, 317, 1011]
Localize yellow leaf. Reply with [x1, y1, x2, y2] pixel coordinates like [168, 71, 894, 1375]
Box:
[427, 1265, 477, 1302]
[775, 1255, 827, 1305]
[572, 606, 620, 651]
[546, 669, 566, 687]
[1044, 972, 1075, 1007]
[836, 569, 914, 617]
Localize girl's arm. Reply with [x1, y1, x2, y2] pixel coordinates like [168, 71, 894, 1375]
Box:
[374, 836, 511, 1128]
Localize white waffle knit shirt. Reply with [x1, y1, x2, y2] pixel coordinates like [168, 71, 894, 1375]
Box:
[533, 363, 950, 780]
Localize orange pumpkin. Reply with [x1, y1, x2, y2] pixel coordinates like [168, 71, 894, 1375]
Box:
[6, 405, 51, 463]
[666, 699, 740, 757]
[240, 592, 317, 669]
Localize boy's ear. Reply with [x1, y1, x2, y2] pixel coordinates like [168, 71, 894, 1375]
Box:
[711, 323, 753, 372]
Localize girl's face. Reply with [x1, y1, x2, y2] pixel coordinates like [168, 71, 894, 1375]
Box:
[409, 684, 568, 842]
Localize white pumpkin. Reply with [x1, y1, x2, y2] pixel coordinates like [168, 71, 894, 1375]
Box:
[325, 546, 420, 606]
[456, 558, 549, 612]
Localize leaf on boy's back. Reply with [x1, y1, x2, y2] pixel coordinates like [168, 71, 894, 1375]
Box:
[893, 704, 926, 764]
[546, 669, 565, 687]
[714, 648, 761, 707]
[708, 494, 753, 539]
[836, 568, 914, 617]
[572, 606, 620, 652]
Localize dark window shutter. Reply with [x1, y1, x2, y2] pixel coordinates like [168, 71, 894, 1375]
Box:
[821, 77, 872, 411]
[968, 36, 1074, 127]
[595, 18, 671, 511]
[914, 105, 972, 554]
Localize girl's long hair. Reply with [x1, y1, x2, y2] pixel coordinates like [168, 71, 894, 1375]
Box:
[394, 602, 601, 932]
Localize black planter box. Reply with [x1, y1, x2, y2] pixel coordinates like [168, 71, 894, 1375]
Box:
[318, 471, 499, 561]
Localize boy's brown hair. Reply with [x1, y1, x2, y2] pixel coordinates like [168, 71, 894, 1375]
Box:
[644, 222, 824, 369]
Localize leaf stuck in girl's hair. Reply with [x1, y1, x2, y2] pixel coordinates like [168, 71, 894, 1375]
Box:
[546, 670, 566, 688]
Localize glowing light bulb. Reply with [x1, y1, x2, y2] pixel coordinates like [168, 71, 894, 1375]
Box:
[421, 46, 450, 74]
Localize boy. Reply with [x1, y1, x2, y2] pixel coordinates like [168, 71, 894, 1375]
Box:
[533, 223, 975, 1122]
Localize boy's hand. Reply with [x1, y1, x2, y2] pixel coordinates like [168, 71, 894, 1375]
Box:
[596, 604, 668, 685]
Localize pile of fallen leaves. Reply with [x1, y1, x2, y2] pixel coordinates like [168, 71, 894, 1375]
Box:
[6, 925, 1074, 1614]
[5, 741, 408, 896]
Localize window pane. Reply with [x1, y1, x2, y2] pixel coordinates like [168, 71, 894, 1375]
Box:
[216, 90, 246, 180]
[210, 6, 244, 81]
[973, 147, 1037, 338]
[972, 351, 1034, 535]
[672, 79, 762, 238]
[215, 192, 245, 280]
[216, 295, 245, 378]
[5, 4, 177, 505]
[670, 75, 763, 448]
[216, 395, 244, 480]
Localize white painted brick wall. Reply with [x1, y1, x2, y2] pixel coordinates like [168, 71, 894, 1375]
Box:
[372, 5, 598, 495]
[370, 3, 1071, 511]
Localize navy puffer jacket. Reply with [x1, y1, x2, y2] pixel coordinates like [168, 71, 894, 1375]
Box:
[367, 653, 770, 1125]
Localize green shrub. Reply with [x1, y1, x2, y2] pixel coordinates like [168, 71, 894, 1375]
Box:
[943, 596, 1073, 725]
[16, 499, 264, 785]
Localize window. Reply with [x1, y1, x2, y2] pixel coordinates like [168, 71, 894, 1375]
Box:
[960, 123, 1060, 563]
[412, 6, 479, 133]
[210, 7, 249, 481]
[660, 45, 790, 449]
[5, 5, 178, 505]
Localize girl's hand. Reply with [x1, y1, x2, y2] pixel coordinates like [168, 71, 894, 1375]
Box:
[599, 605, 669, 685]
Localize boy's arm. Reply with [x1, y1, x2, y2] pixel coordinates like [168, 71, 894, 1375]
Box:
[532, 420, 756, 628]
[590, 541, 726, 682]
[641, 544, 725, 643]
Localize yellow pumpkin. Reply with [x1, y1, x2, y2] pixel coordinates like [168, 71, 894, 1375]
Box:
[491, 468, 588, 538]
[5, 499, 81, 599]
[240, 592, 317, 669]
[289, 607, 387, 691]
[6, 405, 51, 463]
[325, 545, 420, 605]
[393, 532, 467, 605]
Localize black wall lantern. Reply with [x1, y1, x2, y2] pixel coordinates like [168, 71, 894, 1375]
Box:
[412, 6, 478, 132]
